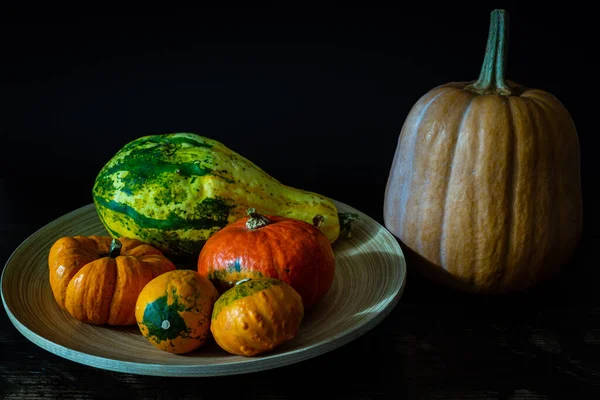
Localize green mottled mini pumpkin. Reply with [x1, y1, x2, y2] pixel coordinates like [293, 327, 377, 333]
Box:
[135, 269, 219, 354]
[210, 278, 304, 356]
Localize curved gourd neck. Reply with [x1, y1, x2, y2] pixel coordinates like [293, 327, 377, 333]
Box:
[465, 9, 513, 96]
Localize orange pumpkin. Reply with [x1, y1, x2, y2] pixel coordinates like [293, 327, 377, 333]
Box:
[383, 9, 583, 293]
[48, 235, 176, 325]
[135, 269, 219, 354]
[197, 208, 336, 309]
[211, 278, 304, 356]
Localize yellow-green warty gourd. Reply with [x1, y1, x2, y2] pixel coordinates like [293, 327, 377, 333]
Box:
[92, 133, 354, 258]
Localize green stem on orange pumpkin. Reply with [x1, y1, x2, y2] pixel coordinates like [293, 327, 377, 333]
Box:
[246, 208, 271, 230]
[109, 238, 123, 258]
[465, 9, 513, 96]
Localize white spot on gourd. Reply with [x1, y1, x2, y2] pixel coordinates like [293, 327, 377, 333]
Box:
[161, 320, 171, 330]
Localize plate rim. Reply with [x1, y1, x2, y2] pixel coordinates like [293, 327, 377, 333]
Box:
[1, 201, 406, 377]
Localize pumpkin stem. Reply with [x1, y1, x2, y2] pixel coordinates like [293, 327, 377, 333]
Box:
[464, 9, 513, 96]
[338, 212, 359, 239]
[313, 215, 325, 228]
[246, 208, 271, 230]
[109, 238, 123, 258]
[236, 278, 252, 286]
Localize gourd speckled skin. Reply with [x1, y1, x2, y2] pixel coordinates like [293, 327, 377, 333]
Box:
[383, 10, 583, 293]
[135, 269, 219, 354]
[48, 235, 176, 326]
[92, 133, 341, 259]
[210, 278, 304, 356]
[197, 208, 336, 309]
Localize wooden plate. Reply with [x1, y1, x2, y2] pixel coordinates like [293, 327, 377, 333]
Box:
[1, 201, 406, 377]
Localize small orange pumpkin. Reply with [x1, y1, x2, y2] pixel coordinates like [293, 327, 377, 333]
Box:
[135, 269, 219, 354]
[211, 278, 304, 356]
[197, 208, 336, 309]
[48, 235, 176, 325]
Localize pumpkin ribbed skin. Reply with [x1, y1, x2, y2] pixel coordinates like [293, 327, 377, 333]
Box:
[384, 81, 583, 293]
[211, 278, 304, 356]
[92, 133, 340, 258]
[135, 269, 219, 354]
[197, 210, 336, 309]
[384, 10, 583, 293]
[48, 235, 176, 325]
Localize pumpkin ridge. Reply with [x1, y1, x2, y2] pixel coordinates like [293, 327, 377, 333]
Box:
[68, 238, 95, 259]
[468, 95, 490, 284]
[523, 99, 541, 280]
[474, 96, 514, 286]
[49, 241, 97, 309]
[257, 227, 280, 281]
[92, 260, 116, 325]
[439, 94, 476, 271]
[66, 258, 116, 325]
[106, 257, 129, 324]
[264, 222, 298, 282]
[527, 98, 561, 280]
[502, 97, 517, 289]
[269, 221, 325, 304]
[506, 97, 537, 286]
[397, 89, 449, 235]
[71, 237, 103, 260]
[463, 98, 482, 281]
[528, 94, 582, 257]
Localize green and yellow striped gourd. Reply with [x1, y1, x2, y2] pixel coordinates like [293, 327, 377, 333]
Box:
[92, 133, 350, 259]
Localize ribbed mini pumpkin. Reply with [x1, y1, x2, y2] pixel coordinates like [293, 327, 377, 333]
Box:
[135, 269, 219, 354]
[197, 208, 336, 309]
[210, 278, 304, 356]
[48, 235, 176, 326]
[383, 9, 583, 293]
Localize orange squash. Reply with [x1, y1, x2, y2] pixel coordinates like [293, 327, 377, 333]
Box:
[383, 9, 583, 293]
[135, 269, 219, 354]
[210, 278, 304, 356]
[48, 235, 176, 325]
[197, 208, 336, 309]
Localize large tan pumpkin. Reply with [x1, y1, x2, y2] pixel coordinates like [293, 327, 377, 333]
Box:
[383, 9, 583, 293]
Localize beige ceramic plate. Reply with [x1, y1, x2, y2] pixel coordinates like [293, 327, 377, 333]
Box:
[1, 201, 406, 377]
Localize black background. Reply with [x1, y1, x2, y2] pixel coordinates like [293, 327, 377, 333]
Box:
[1, 5, 598, 399]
